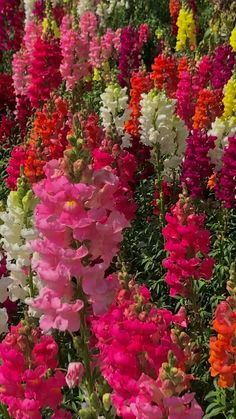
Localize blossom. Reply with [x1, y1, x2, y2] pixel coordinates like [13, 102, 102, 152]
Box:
[151, 54, 178, 99]
[28, 37, 62, 108]
[92, 282, 195, 418]
[117, 25, 148, 87]
[65, 362, 84, 389]
[211, 44, 235, 91]
[176, 7, 196, 52]
[0, 189, 38, 304]
[0, 308, 8, 334]
[139, 90, 188, 177]
[125, 71, 153, 137]
[100, 83, 131, 147]
[169, 0, 181, 36]
[230, 26, 236, 52]
[162, 197, 215, 296]
[31, 160, 129, 331]
[192, 88, 223, 130]
[209, 297, 236, 388]
[222, 74, 236, 126]
[215, 135, 236, 208]
[181, 130, 216, 198]
[60, 15, 90, 89]
[207, 117, 236, 171]
[5, 145, 26, 190]
[0, 323, 66, 417]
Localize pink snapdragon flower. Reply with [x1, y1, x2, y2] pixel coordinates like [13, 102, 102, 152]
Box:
[65, 362, 84, 389]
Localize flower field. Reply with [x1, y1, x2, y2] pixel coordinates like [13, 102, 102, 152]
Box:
[0, 0, 235, 417]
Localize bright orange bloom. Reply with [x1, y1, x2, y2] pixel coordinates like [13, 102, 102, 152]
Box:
[151, 54, 178, 98]
[169, 0, 181, 36]
[207, 172, 217, 190]
[24, 97, 69, 184]
[125, 71, 153, 137]
[192, 88, 223, 130]
[209, 298, 236, 388]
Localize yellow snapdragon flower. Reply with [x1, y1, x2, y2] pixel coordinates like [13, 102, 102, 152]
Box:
[176, 8, 196, 52]
[230, 27, 236, 52]
[222, 74, 236, 126]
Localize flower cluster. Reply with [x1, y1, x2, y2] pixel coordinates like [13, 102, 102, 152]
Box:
[118, 25, 149, 87]
[192, 88, 223, 130]
[139, 90, 188, 177]
[92, 281, 203, 418]
[0, 187, 38, 304]
[59, 15, 90, 89]
[151, 54, 178, 98]
[28, 37, 62, 108]
[211, 44, 235, 91]
[100, 83, 131, 148]
[125, 70, 153, 137]
[24, 97, 69, 184]
[162, 197, 215, 296]
[5, 145, 26, 190]
[176, 7, 196, 52]
[209, 296, 236, 388]
[216, 135, 236, 208]
[230, 26, 236, 51]
[222, 74, 236, 126]
[181, 130, 216, 198]
[31, 159, 129, 331]
[0, 322, 70, 418]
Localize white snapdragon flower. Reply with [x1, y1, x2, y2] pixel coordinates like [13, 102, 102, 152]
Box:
[77, 0, 96, 16]
[208, 117, 236, 171]
[0, 308, 8, 334]
[100, 84, 131, 148]
[96, 0, 128, 23]
[139, 90, 188, 178]
[23, 0, 36, 25]
[0, 192, 38, 304]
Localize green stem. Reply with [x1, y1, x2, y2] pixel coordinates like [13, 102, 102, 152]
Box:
[0, 403, 10, 419]
[73, 281, 95, 397]
[234, 377, 236, 417]
[79, 307, 94, 396]
[154, 145, 165, 227]
[27, 265, 35, 298]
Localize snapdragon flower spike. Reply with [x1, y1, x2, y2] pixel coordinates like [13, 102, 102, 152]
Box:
[60, 15, 90, 90]
[151, 54, 178, 99]
[211, 44, 235, 91]
[31, 159, 129, 332]
[181, 130, 216, 198]
[28, 36, 62, 108]
[215, 135, 236, 208]
[162, 197, 215, 296]
[100, 83, 131, 148]
[0, 323, 71, 418]
[139, 89, 188, 178]
[5, 145, 26, 190]
[117, 25, 149, 87]
[92, 281, 202, 418]
[0, 189, 39, 304]
[209, 296, 236, 388]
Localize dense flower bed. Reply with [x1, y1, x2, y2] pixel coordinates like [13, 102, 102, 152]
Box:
[0, 0, 235, 418]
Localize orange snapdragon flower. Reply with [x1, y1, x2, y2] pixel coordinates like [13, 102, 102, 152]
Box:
[192, 89, 223, 130]
[207, 172, 217, 190]
[209, 298, 236, 388]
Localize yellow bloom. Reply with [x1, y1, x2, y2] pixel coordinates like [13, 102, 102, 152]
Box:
[93, 68, 102, 81]
[52, 20, 60, 39]
[230, 26, 236, 52]
[176, 8, 196, 52]
[42, 18, 49, 35]
[222, 74, 236, 126]
[155, 29, 163, 40]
